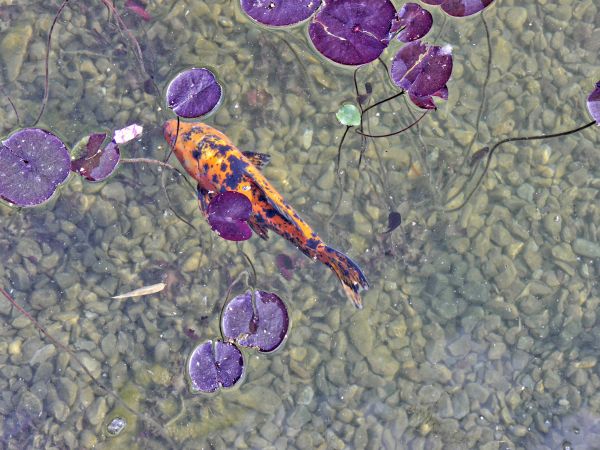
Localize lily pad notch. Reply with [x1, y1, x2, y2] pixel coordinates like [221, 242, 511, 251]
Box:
[222, 290, 290, 352]
[187, 340, 245, 393]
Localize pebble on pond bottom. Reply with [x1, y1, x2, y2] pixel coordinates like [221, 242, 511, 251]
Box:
[106, 416, 127, 436]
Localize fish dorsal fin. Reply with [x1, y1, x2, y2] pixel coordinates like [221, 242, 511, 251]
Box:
[242, 151, 271, 169]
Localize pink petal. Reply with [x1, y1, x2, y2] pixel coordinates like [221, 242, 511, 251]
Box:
[113, 124, 143, 144]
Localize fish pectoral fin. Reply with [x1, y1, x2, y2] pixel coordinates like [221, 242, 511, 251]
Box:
[248, 218, 269, 240]
[197, 184, 213, 217]
[242, 151, 271, 169]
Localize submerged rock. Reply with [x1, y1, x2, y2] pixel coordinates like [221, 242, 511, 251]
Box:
[0, 24, 33, 82]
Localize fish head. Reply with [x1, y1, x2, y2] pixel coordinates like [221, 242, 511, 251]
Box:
[163, 120, 209, 167]
[163, 120, 228, 159]
[163, 120, 234, 186]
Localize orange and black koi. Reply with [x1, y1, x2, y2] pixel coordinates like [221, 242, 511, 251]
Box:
[163, 120, 369, 308]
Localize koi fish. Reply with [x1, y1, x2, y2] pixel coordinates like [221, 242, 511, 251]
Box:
[163, 120, 369, 308]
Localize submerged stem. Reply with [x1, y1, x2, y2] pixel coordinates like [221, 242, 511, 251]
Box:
[121, 157, 177, 171]
[446, 120, 597, 212]
[362, 91, 405, 115]
[1, 88, 21, 125]
[336, 126, 351, 174]
[355, 111, 428, 138]
[33, 0, 69, 127]
[239, 247, 257, 289]
[164, 117, 180, 163]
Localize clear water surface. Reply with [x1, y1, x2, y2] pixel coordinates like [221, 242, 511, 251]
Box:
[0, 1, 599, 449]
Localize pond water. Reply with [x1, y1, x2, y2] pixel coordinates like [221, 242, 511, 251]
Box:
[1, 1, 599, 449]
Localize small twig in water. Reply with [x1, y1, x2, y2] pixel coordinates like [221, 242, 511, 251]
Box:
[0, 287, 175, 446]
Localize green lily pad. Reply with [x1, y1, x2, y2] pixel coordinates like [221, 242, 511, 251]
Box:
[336, 104, 361, 127]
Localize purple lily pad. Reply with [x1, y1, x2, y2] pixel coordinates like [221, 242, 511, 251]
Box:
[587, 81, 600, 124]
[0, 128, 70, 207]
[222, 290, 289, 353]
[207, 191, 253, 241]
[166, 68, 222, 118]
[240, 0, 321, 27]
[391, 3, 432, 42]
[187, 340, 244, 393]
[308, 0, 397, 66]
[441, 0, 495, 17]
[70, 133, 121, 182]
[391, 40, 453, 100]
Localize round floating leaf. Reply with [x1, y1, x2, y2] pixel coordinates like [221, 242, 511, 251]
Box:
[336, 104, 361, 126]
[207, 191, 253, 241]
[308, 0, 396, 65]
[587, 81, 600, 124]
[71, 133, 121, 182]
[441, 0, 495, 17]
[0, 128, 70, 207]
[166, 68, 222, 118]
[222, 290, 289, 353]
[391, 40, 453, 100]
[240, 0, 321, 27]
[391, 3, 432, 42]
[187, 340, 244, 393]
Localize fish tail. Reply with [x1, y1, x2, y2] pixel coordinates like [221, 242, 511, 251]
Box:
[317, 244, 369, 308]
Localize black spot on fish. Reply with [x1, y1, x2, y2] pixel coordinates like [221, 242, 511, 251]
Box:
[223, 155, 248, 189]
[203, 163, 209, 172]
[192, 150, 201, 160]
[306, 238, 319, 250]
[220, 162, 227, 172]
[265, 209, 277, 218]
[212, 174, 219, 183]
[216, 143, 232, 155]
